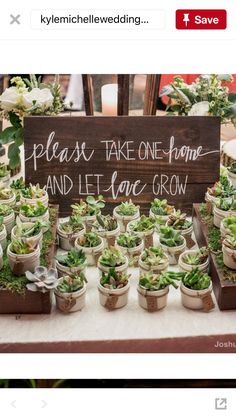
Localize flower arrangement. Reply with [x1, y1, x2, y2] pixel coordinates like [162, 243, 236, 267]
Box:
[0, 75, 64, 169]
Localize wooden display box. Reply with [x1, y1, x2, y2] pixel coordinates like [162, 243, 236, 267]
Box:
[193, 204, 236, 310]
[0, 205, 58, 315]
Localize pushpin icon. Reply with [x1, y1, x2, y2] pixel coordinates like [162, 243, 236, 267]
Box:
[183, 13, 190, 27]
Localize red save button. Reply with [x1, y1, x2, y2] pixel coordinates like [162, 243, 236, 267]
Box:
[176, 9, 227, 30]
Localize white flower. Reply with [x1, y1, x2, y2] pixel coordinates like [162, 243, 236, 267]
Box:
[0, 87, 21, 111]
[22, 88, 53, 110]
[188, 101, 210, 116]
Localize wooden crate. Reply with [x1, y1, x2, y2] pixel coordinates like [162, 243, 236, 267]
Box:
[193, 204, 236, 310]
[0, 205, 58, 315]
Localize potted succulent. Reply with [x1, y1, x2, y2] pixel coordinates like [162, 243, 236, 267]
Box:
[137, 271, 183, 312]
[113, 200, 140, 232]
[19, 201, 49, 223]
[222, 230, 236, 269]
[7, 239, 40, 276]
[75, 232, 104, 266]
[139, 246, 169, 275]
[166, 210, 194, 248]
[11, 216, 48, 249]
[26, 266, 59, 293]
[0, 204, 15, 234]
[55, 273, 87, 313]
[159, 226, 186, 265]
[213, 198, 236, 228]
[127, 215, 156, 247]
[220, 216, 236, 238]
[98, 246, 128, 274]
[0, 216, 7, 250]
[0, 163, 10, 185]
[20, 183, 49, 207]
[71, 195, 105, 230]
[98, 268, 130, 310]
[115, 232, 144, 266]
[55, 248, 87, 277]
[10, 177, 25, 204]
[178, 247, 209, 273]
[57, 214, 86, 251]
[227, 161, 236, 188]
[180, 268, 214, 311]
[92, 214, 120, 247]
[0, 184, 16, 207]
[205, 176, 236, 213]
[149, 199, 175, 227]
[0, 243, 3, 270]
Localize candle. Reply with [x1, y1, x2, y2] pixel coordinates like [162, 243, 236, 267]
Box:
[101, 83, 118, 116]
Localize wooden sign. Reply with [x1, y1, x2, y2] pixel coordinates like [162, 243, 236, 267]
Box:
[24, 116, 220, 216]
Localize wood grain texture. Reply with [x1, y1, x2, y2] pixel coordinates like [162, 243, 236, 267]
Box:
[143, 75, 161, 115]
[117, 75, 129, 115]
[82, 75, 94, 115]
[24, 115, 220, 216]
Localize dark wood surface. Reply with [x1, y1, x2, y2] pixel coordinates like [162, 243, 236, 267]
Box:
[117, 75, 130, 115]
[143, 75, 161, 115]
[193, 204, 236, 310]
[82, 75, 94, 115]
[24, 115, 220, 216]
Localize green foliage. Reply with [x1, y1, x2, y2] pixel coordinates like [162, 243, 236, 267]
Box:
[56, 249, 86, 268]
[215, 198, 236, 211]
[93, 214, 118, 232]
[20, 201, 48, 217]
[117, 232, 142, 248]
[99, 247, 126, 267]
[77, 232, 101, 248]
[228, 161, 236, 174]
[71, 195, 105, 217]
[182, 268, 211, 290]
[141, 246, 168, 266]
[216, 252, 236, 283]
[100, 268, 130, 289]
[21, 183, 46, 199]
[116, 200, 139, 216]
[0, 185, 14, 200]
[150, 199, 174, 216]
[182, 247, 209, 266]
[10, 239, 35, 255]
[208, 176, 236, 198]
[139, 271, 184, 291]
[0, 163, 9, 178]
[10, 177, 25, 190]
[14, 217, 49, 238]
[59, 214, 84, 234]
[223, 216, 236, 229]
[160, 227, 184, 247]
[57, 273, 87, 293]
[167, 210, 192, 230]
[0, 204, 13, 217]
[0, 113, 23, 169]
[129, 215, 156, 232]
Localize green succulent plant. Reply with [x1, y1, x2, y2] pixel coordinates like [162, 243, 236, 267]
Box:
[0, 163, 9, 178]
[115, 200, 139, 216]
[182, 268, 211, 290]
[141, 246, 168, 266]
[223, 216, 236, 229]
[228, 161, 236, 174]
[100, 268, 130, 289]
[21, 183, 47, 199]
[20, 201, 48, 217]
[0, 185, 14, 200]
[14, 216, 49, 238]
[77, 232, 101, 248]
[92, 214, 118, 232]
[160, 226, 184, 247]
[182, 247, 209, 266]
[215, 198, 236, 211]
[150, 199, 175, 216]
[116, 232, 142, 248]
[10, 177, 25, 202]
[129, 215, 156, 232]
[59, 214, 84, 235]
[139, 271, 184, 291]
[57, 273, 87, 293]
[0, 216, 4, 232]
[99, 247, 126, 268]
[71, 195, 105, 217]
[10, 239, 36, 255]
[0, 204, 13, 217]
[167, 210, 192, 230]
[56, 249, 86, 268]
[208, 176, 236, 198]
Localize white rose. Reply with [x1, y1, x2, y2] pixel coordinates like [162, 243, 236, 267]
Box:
[188, 101, 210, 116]
[22, 88, 53, 110]
[0, 87, 21, 111]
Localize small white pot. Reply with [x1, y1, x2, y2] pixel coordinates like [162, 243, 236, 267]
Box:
[220, 218, 236, 238]
[0, 173, 10, 187]
[115, 240, 144, 267]
[159, 237, 186, 265]
[222, 243, 236, 269]
[55, 259, 87, 278]
[0, 244, 3, 270]
[168, 223, 194, 249]
[92, 224, 120, 248]
[19, 209, 49, 224]
[228, 171, 236, 188]
[180, 281, 213, 311]
[98, 281, 130, 309]
[7, 244, 40, 276]
[137, 285, 169, 311]
[2, 211, 15, 235]
[82, 213, 100, 232]
[11, 223, 43, 249]
[213, 206, 236, 229]
[57, 222, 86, 251]
[178, 250, 209, 273]
[20, 191, 49, 207]
[75, 237, 105, 266]
[113, 206, 140, 233]
[97, 256, 129, 275]
[138, 253, 169, 275]
[0, 192, 16, 208]
[0, 224, 7, 251]
[55, 280, 86, 313]
[127, 221, 154, 248]
[205, 191, 232, 214]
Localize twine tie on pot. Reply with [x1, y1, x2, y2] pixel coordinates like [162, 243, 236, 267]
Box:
[181, 287, 215, 312]
[98, 287, 128, 310]
[59, 295, 76, 313]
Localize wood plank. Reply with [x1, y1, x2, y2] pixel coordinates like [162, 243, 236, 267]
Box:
[117, 75, 130, 115]
[82, 75, 94, 115]
[143, 75, 161, 115]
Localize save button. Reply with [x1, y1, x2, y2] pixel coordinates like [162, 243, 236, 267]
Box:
[176, 9, 227, 30]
